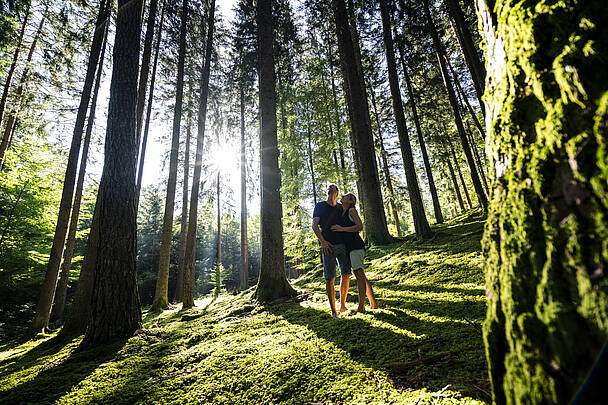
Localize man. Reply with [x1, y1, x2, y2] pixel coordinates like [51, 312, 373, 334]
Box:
[312, 184, 351, 318]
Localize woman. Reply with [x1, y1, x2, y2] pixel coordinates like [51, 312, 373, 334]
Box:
[331, 193, 377, 312]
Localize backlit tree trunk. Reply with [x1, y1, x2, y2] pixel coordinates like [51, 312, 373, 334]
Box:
[0, 2, 30, 140]
[152, 0, 188, 311]
[395, 28, 444, 225]
[443, 0, 485, 108]
[175, 106, 191, 302]
[253, 0, 297, 302]
[239, 86, 248, 291]
[332, 0, 392, 245]
[445, 154, 465, 212]
[30, 1, 109, 334]
[421, 0, 487, 210]
[183, 0, 216, 308]
[136, 0, 165, 200]
[0, 8, 46, 169]
[478, 0, 608, 402]
[52, 18, 109, 324]
[379, 0, 431, 237]
[85, 0, 143, 344]
[135, 0, 159, 147]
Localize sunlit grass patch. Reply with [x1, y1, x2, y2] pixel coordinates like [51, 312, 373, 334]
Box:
[0, 209, 489, 404]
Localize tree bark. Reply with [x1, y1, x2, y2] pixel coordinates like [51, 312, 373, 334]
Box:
[332, 0, 392, 245]
[215, 170, 221, 292]
[478, 0, 608, 402]
[136, 0, 166, 201]
[84, 0, 143, 345]
[51, 17, 110, 324]
[369, 85, 402, 237]
[394, 28, 444, 225]
[253, 0, 297, 302]
[0, 2, 30, 140]
[135, 0, 159, 151]
[443, 0, 485, 109]
[421, 0, 488, 210]
[445, 154, 465, 212]
[152, 0, 188, 311]
[446, 56, 484, 139]
[449, 140, 472, 209]
[0, 8, 46, 169]
[183, 0, 216, 309]
[30, 1, 108, 334]
[379, 0, 431, 238]
[305, 118, 317, 206]
[175, 104, 191, 302]
[239, 86, 248, 291]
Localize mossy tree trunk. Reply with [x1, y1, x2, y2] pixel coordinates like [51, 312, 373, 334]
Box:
[478, 0, 608, 403]
[84, 0, 143, 345]
[183, 0, 216, 309]
[253, 0, 297, 302]
[175, 105, 191, 303]
[152, 0, 188, 312]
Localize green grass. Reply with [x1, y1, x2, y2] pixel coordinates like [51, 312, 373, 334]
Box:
[0, 209, 489, 404]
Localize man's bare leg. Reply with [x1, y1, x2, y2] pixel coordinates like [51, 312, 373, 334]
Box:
[353, 269, 366, 312]
[325, 277, 338, 318]
[339, 274, 350, 312]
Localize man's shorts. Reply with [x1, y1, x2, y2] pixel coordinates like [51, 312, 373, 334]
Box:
[322, 243, 350, 280]
[349, 249, 365, 271]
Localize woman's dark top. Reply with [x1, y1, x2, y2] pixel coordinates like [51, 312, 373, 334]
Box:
[339, 207, 365, 252]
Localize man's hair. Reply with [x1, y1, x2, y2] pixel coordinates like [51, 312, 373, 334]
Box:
[345, 192, 357, 205]
[327, 183, 338, 195]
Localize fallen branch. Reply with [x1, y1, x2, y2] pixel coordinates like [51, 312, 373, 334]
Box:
[464, 318, 483, 333]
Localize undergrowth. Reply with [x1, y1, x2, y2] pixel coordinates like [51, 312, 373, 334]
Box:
[0, 209, 488, 404]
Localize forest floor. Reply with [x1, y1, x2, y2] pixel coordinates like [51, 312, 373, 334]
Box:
[0, 209, 489, 404]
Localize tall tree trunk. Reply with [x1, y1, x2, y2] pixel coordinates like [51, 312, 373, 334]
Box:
[84, 0, 143, 345]
[450, 141, 473, 209]
[136, 0, 165, 200]
[0, 2, 30, 138]
[445, 154, 465, 212]
[239, 86, 248, 291]
[478, 0, 608, 402]
[379, 0, 431, 237]
[215, 170, 221, 291]
[369, 86, 402, 237]
[332, 0, 392, 245]
[152, 0, 188, 312]
[446, 57, 484, 139]
[443, 0, 485, 108]
[183, 0, 216, 309]
[305, 113, 318, 205]
[135, 0, 159, 147]
[0, 8, 46, 169]
[421, 0, 488, 209]
[60, 201, 100, 336]
[51, 18, 110, 324]
[464, 119, 489, 193]
[30, 1, 109, 334]
[175, 105, 191, 302]
[394, 29, 444, 224]
[253, 0, 297, 302]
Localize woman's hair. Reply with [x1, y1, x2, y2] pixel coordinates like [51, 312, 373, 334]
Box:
[345, 193, 357, 206]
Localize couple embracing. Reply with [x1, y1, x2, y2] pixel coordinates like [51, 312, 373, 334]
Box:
[312, 184, 377, 319]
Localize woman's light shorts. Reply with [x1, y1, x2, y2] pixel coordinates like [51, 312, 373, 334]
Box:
[349, 249, 365, 270]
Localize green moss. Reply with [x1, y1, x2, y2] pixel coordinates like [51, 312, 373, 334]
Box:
[480, 0, 608, 402]
[1, 212, 489, 404]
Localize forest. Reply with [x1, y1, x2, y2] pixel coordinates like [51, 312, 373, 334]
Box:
[0, 0, 606, 403]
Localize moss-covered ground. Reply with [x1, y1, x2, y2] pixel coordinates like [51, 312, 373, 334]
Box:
[0, 210, 489, 404]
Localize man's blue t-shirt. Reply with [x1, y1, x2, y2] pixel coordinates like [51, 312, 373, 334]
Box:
[313, 201, 343, 245]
